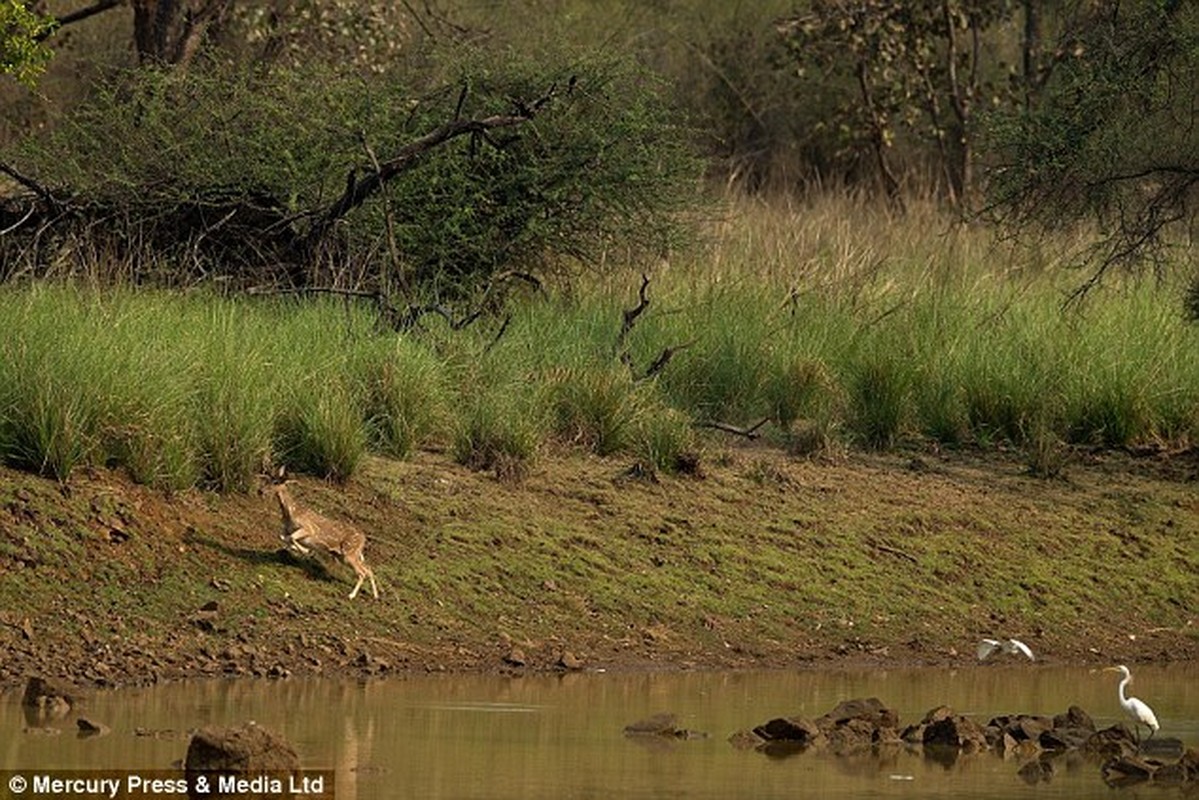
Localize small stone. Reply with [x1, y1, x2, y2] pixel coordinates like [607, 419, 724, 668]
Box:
[624, 713, 679, 736]
[556, 650, 583, 670]
[76, 717, 110, 737]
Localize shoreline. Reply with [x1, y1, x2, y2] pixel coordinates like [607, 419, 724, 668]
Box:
[1, 447, 1196, 693]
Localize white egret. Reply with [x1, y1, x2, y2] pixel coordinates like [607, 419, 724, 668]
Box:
[1105, 664, 1159, 742]
[977, 638, 1035, 661]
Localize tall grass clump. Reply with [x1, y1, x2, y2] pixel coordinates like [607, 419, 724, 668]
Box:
[633, 402, 698, 474]
[453, 387, 543, 479]
[84, 294, 199, 489]
[0, 287, 198, 486]
[1055, 292, 1189, 448]
[449, 343, 545, 479]
[357, 337, 450, 459]
[262, 300, 383, 483]
[188, 307, 278, 492]
[546, 365, 642, 455]
[0, 337, 98, 481]
[845, 353, 912, 449]
[274, 379, 366, 483]
[644, 286, 778, 425]
[762, 353, 833, 433]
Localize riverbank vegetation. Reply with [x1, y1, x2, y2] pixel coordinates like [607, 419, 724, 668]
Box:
[0, 1, 1196, 493]
[1, 193, 1196, 491]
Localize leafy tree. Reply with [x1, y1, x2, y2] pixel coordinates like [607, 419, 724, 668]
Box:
[0, 0, 55, 86]
[777, 0, 1017, 206]
[983, 0, 1199, 294]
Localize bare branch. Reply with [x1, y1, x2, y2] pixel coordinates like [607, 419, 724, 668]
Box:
[618, 273, 650, 343]
[0, 163, 61, 210]
[36, 0, 123, 41]
[482, 314, 512, 355]
[640, 340, 694, 381]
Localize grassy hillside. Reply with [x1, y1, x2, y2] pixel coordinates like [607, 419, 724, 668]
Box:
[0, 446, 1195, 689]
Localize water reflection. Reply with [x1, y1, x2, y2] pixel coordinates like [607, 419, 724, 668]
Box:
[2, 664, 1196, 799]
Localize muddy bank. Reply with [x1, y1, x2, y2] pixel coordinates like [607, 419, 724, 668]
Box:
[0, 446, 1196, 690]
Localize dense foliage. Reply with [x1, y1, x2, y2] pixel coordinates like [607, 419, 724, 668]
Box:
[982, 1, 1199, 286]
[5, 45, 699, 299]
[0, 0, 54, 86]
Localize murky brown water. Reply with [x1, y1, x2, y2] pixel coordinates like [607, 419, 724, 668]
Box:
[4, 664, 1197, 799]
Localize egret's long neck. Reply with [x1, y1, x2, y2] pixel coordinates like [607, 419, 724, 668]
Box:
[1118, 675, 1131, 705]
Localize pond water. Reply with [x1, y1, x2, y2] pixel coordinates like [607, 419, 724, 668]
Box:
[3, 664, 1198, 799]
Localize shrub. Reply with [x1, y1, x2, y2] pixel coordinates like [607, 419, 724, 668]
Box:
[8, 45, 701, 298]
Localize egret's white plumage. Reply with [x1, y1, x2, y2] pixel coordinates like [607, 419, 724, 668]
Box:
[1105, 664, 1159, 742]
[977, 638, 1035, 661]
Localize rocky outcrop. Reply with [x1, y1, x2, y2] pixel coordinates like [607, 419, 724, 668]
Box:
[985, 707, 1095, 752]
[921, 712, 990, 751]
[1091, 728, 1196, 787]
[900, 705, 987, 752]
[752, 716, 824, 745]
[734, 697, 900, 757]
[731, 696, 1198, 787]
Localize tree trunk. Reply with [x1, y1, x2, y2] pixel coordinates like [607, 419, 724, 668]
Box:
[1022, 0, 1040, 107]
[131, 0, 231, 68]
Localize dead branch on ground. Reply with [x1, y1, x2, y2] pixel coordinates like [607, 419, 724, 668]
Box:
[695, 418, 770, 440]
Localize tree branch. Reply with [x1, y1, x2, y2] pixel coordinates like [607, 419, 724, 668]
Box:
[640, 340, 694, 381]
[36, 0, 123, 41]
[0, 163, 62, 210]
[616, 272, 651, 367]
[304, 87, 557, 253]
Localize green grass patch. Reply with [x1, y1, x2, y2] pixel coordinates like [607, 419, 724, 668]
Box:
[1, 196, 1198, 490]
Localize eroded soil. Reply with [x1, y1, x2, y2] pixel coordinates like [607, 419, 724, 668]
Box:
[0, 444, 1196, 691]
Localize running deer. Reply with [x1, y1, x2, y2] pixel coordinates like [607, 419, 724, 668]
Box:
[267, 476, 379, 600]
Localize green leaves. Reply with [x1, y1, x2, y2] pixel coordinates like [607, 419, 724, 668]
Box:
[778, 0, 1017, 200]
[0, 0, 55, 87]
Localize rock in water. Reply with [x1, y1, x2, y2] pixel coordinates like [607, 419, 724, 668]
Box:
[185, 722, 300, 778]
[21, 676, 76, 721]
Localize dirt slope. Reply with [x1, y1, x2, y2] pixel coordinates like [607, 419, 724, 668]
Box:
[0, 445, 1196, 690]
